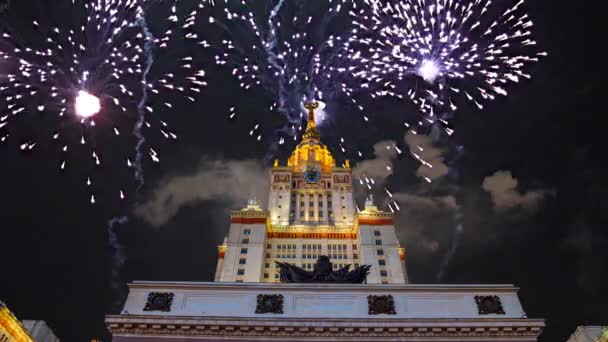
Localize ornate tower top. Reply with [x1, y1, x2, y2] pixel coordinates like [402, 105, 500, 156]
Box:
[302, 102, 321, 141]
[287, 101, 336, 173]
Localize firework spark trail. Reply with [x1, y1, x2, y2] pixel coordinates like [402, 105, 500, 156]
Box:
[133, 13, 155, 189]
[107, 215, 129, 311]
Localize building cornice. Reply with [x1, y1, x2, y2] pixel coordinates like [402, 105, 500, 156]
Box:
[106, 315, 544, 339]
[125, 281, 521, 293]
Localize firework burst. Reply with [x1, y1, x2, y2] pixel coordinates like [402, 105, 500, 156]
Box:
[204, 0, 363, 143]
[0, 0, 209, 202]
[348, 0, 546, 122]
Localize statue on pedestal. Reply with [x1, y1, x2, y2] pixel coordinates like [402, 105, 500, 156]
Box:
[276, 255, 371, 284]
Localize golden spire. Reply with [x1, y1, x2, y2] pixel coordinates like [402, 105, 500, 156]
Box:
[303, 102, 321, 141]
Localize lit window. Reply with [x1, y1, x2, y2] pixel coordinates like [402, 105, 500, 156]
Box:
[237, 269, 245, 275]
[379, 260, 386, 266]
[375, 240, 382, 246]
[241, 248, 248, 254]
[239, 258, 246, 264]
[380, 271, 388, 277]
[243, 229, 251, 235]
[377, 249, 384, 256]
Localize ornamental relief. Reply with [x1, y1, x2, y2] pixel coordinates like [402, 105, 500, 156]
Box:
[143, 292, 174, 312]
[474, 295, 505, 315]
[255, 294, 284, 314]
[367, 295, 396, 315]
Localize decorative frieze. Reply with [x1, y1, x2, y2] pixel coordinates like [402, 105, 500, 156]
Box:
[143, 292, 174, 312]
[367, 295, 396, 315]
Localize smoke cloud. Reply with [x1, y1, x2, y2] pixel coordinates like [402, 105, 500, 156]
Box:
[404, 131, 449, 181]
[135, 159, 269, 227]
[482, 170, 549, 212]
[352, 140, 398, 181]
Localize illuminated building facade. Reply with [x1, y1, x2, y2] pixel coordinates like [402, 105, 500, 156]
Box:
[214, 103, 408, 284]
[0, 301, 59, 342]
[106, 103, 545, 341]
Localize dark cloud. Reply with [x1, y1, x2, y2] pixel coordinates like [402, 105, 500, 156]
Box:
[135, 159, 268, 227]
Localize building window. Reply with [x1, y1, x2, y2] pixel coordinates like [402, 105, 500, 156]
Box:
[239, 258, 246, 264]
[237, 269, 245, 275]
[275, 274, 279, 279]
[265, 263, 270, 268]
[267, 244, 272, 249]
[380, 271, 388, 277]
[236, 280, 243, 283]
[375, 239, 382, 246]
[352, 244, 357, 250]
[309, 211, 314, 217]
[354, 263, 359, 268]
[279, 195, 283, 199]
[300, 211, 305, 217]
[377, 249, 384, 256]
[379, 259, 386, 266]
[243, 229, 251, 235]
[328, 211, 333, 217]
[266, 253, 270, 258]
[328, 201, 333, 207]
[242, 238, 249, 244]
[382, 281, 388, 284]
[319, 211, 324, 217]
[264, 273, 269, 278]
[318, 201, 323, 207]
[241, 248, 248, 254]
[300, 201, 305, 207]
[374, 230, 381, 236]
[278, 205, 282, 209]
[353, 253, 359, 259]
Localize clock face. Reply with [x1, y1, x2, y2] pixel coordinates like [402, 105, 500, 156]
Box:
[304, 170, 321, 183]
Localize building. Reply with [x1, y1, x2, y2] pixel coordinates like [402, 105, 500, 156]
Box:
[567, 326, 608, 342]
[106, 103, 545, 341]
[1, 301, 59, 342]
[214, 103, 406, 284]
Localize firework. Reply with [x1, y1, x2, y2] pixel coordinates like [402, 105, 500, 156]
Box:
[0, 0, 209, 202]
[205, 0, 362, 139]
[347, 0, 546, 120]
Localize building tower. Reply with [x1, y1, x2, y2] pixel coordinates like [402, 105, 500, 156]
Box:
[214, 102, 408, 284]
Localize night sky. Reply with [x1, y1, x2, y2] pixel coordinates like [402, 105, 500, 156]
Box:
[1, 1, 605, 341]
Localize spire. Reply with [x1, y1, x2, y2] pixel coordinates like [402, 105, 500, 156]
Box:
[303, 102, 321, 141]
